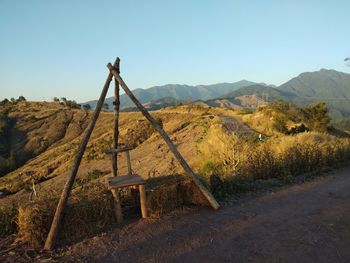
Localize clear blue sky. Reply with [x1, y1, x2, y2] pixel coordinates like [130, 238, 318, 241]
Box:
[0, 0, 349, 102]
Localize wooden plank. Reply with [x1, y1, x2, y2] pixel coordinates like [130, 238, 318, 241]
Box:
[44, 58, 119, 251]
[139, 184, 148, 218]
[107, 63, 220, 210]
[107, 174, 145, 188]
[105, 146, 134, 154]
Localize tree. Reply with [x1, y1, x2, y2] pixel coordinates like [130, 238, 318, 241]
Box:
[53, 97, 59, 102]
[61, 97, 67, 104]
[1, 98, 9, 105]
[103, 103, 109, 111]
[17, 96, 26, 102]
[273, 115, 288, 134]
[65, 100, 81, 109]
[302, 102, 330, 132]
[10, 98, 15, 103]
[82, 104, 91, 111]
[345, 57, 350, 66]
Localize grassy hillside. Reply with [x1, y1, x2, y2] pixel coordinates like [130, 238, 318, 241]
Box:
[0, 102, 224, 198]
[1, 101, 350, 245]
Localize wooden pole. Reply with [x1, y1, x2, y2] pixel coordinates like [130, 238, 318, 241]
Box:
[44, 58, 119, 250]
[111, 59, 123, 223]
[139, 184, 148, 218]
[126, 151, 132, 175]
[112, 58, 120, 177]
[111, 188, 123, 223]
[107, 63, 220, 210]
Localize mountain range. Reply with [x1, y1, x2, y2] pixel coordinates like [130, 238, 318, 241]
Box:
[84, 80, 271, 109]
[83, 69, 350, 121]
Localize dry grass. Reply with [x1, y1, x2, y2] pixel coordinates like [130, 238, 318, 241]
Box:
[0, 203, 17, 238]
[16, 175, 208, 247]
[197, 131, 350, 197]
[17, 182, 114, 247]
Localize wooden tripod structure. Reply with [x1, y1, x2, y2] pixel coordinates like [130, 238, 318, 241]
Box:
[44, 57, 219, 250]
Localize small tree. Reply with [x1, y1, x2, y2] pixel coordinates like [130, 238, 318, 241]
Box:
[103, 103, 109, 111]
[17, 96, 26, 102]
[83, 104, 91, 111]
[70, 100, 81, 109]
[53, 97, 59, 102]
[273, 115, 289, 134]
[303, 102, 330, 132]
[1, 98, 9, 105]
[61, 97, 67, 105]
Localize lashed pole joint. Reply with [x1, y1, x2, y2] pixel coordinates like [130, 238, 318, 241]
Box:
[106, 63, 220, 210]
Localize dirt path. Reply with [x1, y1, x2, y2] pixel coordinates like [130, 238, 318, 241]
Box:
[53, 166, 350, 263]
[3, 167, 350, 262]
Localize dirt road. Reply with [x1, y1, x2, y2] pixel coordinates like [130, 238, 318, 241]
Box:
[54, 166, 350, 263]
[3, 166, 350, 262]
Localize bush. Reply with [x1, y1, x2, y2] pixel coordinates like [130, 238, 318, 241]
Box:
[303, 102, 330, 132]
[273, 115, 288, 134]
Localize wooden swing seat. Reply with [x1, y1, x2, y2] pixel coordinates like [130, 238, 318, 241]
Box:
[107, 174, 144, 188]
[105, 146, 147, 223]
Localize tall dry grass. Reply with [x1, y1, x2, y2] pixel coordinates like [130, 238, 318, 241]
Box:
[14, 175, 206, 247]
[198, 129, 350, 198]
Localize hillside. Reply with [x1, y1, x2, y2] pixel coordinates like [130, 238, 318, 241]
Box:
[0, 100, 346, 197]
[204, 94, 267, 110]
[0, 102, 233, 197]
[279, 69, 350, 121]
[121, 96, 181, 112]
[1, 100, 350, 252]
[224, 84, 294, 101]
[279, 69, 350, 98]
[0, 101, 90, 177]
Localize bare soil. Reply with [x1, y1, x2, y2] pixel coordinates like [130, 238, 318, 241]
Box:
[2, 166, 350, 262]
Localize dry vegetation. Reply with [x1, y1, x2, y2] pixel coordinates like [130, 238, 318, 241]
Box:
[1, 100, 350, 247]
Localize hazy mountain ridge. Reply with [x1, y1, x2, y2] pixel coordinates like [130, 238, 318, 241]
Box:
[82, 69, 350, 121]
[83, 80, 267, 109]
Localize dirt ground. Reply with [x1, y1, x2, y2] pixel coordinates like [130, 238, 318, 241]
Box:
[2, 166, 350, 263]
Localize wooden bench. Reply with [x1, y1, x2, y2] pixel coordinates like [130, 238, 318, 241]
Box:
[105, 146, 147, 223]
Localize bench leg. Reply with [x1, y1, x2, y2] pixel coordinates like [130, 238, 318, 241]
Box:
[139, 185, 148, 218]
[111, 189, 123, 223]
